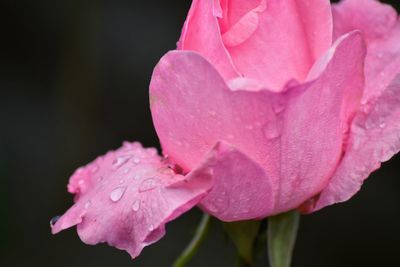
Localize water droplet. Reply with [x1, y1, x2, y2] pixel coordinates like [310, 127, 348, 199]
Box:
[119, 179, 124, 184]
[131, 200, 140, 212]
[134, 174, 142, 180]
[84, 200, 91, 209]
[50, 215, 61, 227]
[148, 224, 154, 231]
[112, 155, 131, 169]
[379, 122, 386, 129]
[227, 134, 235, 139]
[176, 141, 183, 146]
[139, 178, 157, 192]
[245, 125, 254, 130]
[263, 120, 280, 139]
[123, 168, 131, 174]
[208, 110, 217, 116]
[90, 164, 99, 173]
[122, 141, 133, 151]
[132, 158, 141, 164]
[75, 167, 85, 174]
[110, 186, 127, 202]
[78, 180, 85, 186]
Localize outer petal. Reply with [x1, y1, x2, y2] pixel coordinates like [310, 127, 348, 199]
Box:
[51, 142, 212, 258]
[221, 0, 332, 90]
[178, 0, 239, 81]
[196, 142, 275, 221]
[150, 32, 365, 218]
[332, 0, 400, 107]
[304, 76, 400, 213]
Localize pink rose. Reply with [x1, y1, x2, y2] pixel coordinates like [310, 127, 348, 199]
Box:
[52, 0, 400, 259]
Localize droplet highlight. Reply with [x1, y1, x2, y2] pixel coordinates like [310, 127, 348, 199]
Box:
[131, 200, 140, 212]
[84, 200, 91, 209]
[50, 215, 61, 227]
[112, 155, 131, 169]
[139, 178, 157, 192]
[110, 186, 127, 202]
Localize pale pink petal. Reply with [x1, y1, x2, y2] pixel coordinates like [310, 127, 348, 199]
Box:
[222, 0, 332, 90]
[194, 142, 275, 221]
[178, 0, 239, 81]
[273, 32, 365, 213]
[150, 32, 365, 217]
[51, 142, 212, 258]
[304, 75, 400, 213]
[332, 0, 400, 107]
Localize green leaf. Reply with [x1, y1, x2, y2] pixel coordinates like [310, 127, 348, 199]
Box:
[267, 210, 300, 267]
[223, 220, 261, 266]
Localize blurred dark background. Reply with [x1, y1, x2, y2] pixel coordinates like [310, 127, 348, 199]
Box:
[0, 0, 399, 266]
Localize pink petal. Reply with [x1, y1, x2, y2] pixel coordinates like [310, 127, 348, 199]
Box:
[195, 142, 275, 221]
[222, 0, 333, 90]
[304, 75, 400, 213]
[332, 0, 400, 108]
[51, 142, 212, 258]
[150, 32, 365, 218]
[178, 0, 239, 81]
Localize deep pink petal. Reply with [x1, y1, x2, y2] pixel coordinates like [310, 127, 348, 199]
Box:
[304, 75, 400, 213]
[150, 32, 365, 217]
[333, 0, 400, 107]
[222, 0, 332, 90]
[51, 142, 212, 258]
[178, 0, 239, 80]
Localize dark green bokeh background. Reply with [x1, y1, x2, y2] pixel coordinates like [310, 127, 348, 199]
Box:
[0, 1, 399, 266]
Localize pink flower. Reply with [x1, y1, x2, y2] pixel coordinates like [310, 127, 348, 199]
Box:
[52, 0, 400, 259]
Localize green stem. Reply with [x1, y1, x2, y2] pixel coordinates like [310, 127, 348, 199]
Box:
[172, 213, 211, 267]
[267, 210, 300, 267]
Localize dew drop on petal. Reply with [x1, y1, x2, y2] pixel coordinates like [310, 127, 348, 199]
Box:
[110, 186, 127, 202]
[84, 200, 91, 209]
[227, 134, 235, 140]
[90, 164, 99, 173]
[50, 215, 61, 228]
[112, 155, 131, 169]
[139, 178, 157, 192]
[131, 200, 140, 212]
[132, 158, 141, 164]
[245, 124, 254, 130]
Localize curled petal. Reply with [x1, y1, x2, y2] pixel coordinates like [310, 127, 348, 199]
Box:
[305, 75, 400, 213]
[52, 142, 212, 258]
[195, 142, 275, 221]
[178, 0, 239, 80]
[150, 32, 365, 217]
[332, 0, 400, 107]
[220, 0, 333, 90]
[180, 0, 332, 90]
